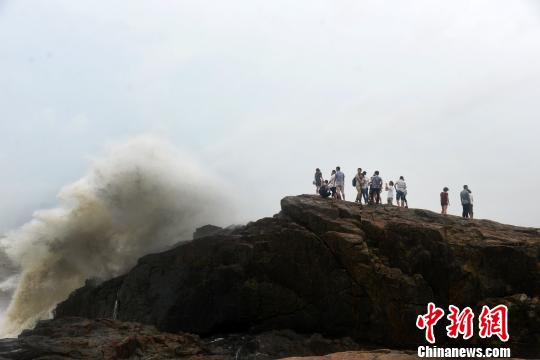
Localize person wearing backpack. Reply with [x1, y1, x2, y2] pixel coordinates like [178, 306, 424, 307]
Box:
[354, 168, 363, 203]
[369, 171, 383, 204]
[335, 166, 346, 200]
[395, 176, 407, 208]
[440, 187, 450, 214]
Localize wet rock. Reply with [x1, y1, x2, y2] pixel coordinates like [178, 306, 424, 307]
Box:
[194, 225, 224, 239]
[53, 195, 539, 357]
[0, 317, 364, 359]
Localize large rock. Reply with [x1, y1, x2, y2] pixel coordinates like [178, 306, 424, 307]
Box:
[0, 317, 209, 359]
[193, 225, 224, 239]
[54, 195, 540, 357]
[0, 317, 364, 359]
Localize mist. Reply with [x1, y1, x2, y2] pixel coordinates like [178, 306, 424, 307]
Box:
[0, 136, 235, 336]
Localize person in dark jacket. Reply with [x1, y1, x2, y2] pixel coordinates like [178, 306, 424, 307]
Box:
[319, 180, 332, 198]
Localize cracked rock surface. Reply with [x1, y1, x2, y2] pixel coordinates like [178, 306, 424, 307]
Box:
[0, 317, 368, 359]
[52, 195, 539, 357]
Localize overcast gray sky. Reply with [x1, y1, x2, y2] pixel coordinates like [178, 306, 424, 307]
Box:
[1, 0, 539, 231]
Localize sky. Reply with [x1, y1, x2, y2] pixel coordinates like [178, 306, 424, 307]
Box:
[1, 0, 539, 231]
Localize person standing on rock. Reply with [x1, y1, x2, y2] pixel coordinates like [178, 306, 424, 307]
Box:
[354, 168, 363, 203]
[335, 166, 346, 200]
[395, 176, 407, 208]
[386, 181, 395, 205]
[468, 189, 474, 219]
[369, 171, 383, 204]
[440, 187, 450, 214]
[460, 185, 472, 218]
[329, 169, 337, 198]
[361, 171, 369, 204]
[319, 180, 332, 198]
[314, 168, 323, 194]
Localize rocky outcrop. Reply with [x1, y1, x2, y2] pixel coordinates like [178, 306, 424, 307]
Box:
[0, 317, 366, 359]
[193, 225, 224, 240]
[54, 195, 540, 357]
[0, 317, 208, 359]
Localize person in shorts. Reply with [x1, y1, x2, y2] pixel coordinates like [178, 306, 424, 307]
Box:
[386, 181, 395, 205]
[394, 176, 407, 208]
[335, 166, 345, 200]
[369, 171, 383, 204]
[440, 187, 449, 214]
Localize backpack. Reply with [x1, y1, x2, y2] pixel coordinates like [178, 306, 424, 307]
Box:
[352, 177, 357, 187]
[373, 176, 382, 188]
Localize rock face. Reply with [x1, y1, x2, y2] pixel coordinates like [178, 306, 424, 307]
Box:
[54, 195, 540, 357]
[0, 317, 366, 359]
[0, 317, 208, 359]
[193, 225, 224, 240]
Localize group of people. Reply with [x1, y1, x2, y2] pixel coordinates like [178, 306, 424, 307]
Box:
[314, 167, 347, 201]
[441, 185, 474, 219]
[313, 167, 408, 207]
[460, 185, 474, 219]
[315, 168, 475, 219]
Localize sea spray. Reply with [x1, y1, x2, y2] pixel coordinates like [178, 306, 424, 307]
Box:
[0, 136, 233, 336]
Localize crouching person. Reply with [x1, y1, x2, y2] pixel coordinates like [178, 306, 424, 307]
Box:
[319, 180, 332, 198]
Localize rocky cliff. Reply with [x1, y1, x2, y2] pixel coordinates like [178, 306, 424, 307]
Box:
[0, 317, 377, 359]
[5, 195, 540, 358]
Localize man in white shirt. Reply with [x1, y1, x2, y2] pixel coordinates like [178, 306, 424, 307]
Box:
[394, 176, 407, 208]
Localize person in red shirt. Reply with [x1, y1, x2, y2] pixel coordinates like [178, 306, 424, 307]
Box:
[440, 187, 450, 214]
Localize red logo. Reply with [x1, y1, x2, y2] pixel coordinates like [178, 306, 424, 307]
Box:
[416, 303, 509, 343]
[416, 302, 445, 344]
[446, 305, 474, 340]
[478, 305, 509, 342]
